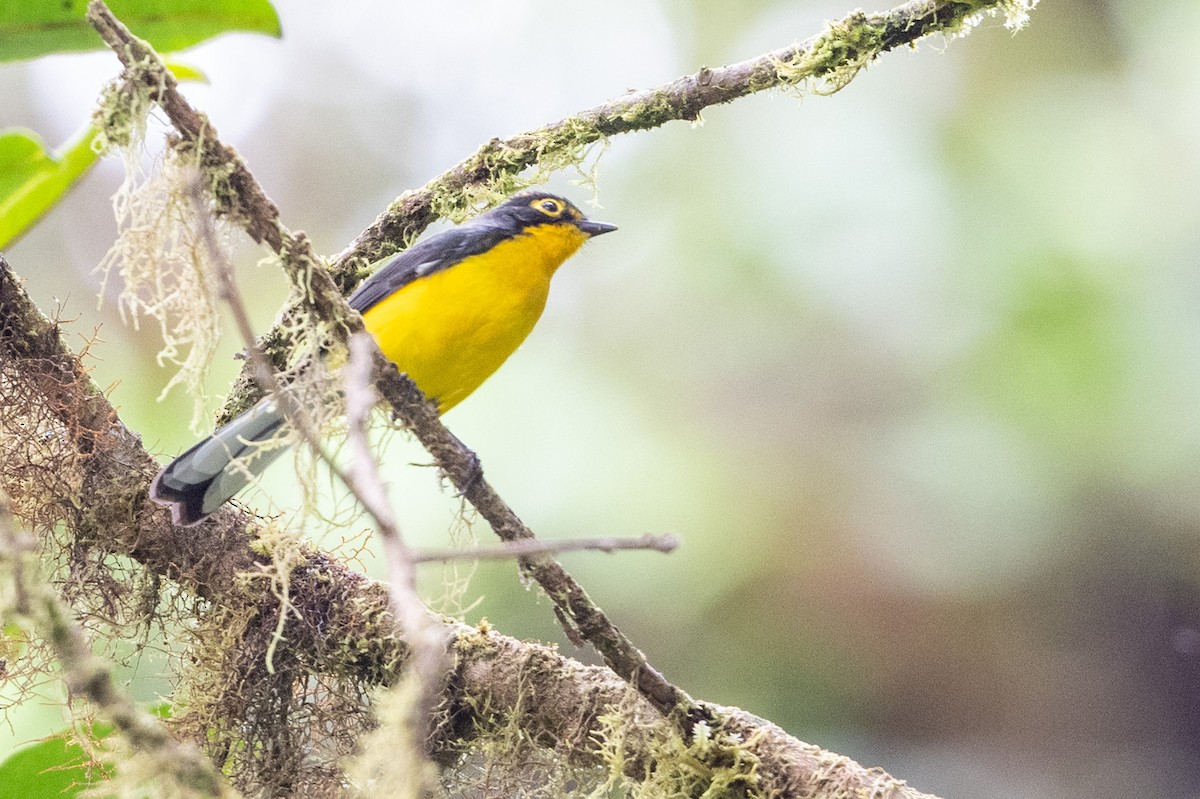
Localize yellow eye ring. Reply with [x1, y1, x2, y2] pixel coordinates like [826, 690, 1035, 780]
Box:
[532, 197, 564, 217]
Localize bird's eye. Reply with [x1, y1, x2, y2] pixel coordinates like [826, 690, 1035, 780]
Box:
[532, 197, 564, 217]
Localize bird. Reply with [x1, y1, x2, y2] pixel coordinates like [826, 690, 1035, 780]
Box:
[149, 191, 617, 526]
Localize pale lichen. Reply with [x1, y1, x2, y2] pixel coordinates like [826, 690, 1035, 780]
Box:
[93, 70, 226, 434]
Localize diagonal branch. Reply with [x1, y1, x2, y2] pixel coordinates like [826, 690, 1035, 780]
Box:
[219, 0, 1034, 420]
[86, 0, 699, 726]
[0, 489, 239, 799]
[329, 0, 1029, 274]
[0, 251, 941, 798]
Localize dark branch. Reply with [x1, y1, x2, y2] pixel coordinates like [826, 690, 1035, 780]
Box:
[2, 251, 940, 798]
[87, 0, 700, 726]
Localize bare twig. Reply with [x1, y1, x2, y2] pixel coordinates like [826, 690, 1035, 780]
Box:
[189, 180, 451, 790]
[186, 177, 281, 397]
[368, 355, 704, 722]
[411, 533, 679, 564]
[343, 334, 401, 538]
[185, 175, 338, 472]
[344, 331, 452, 771]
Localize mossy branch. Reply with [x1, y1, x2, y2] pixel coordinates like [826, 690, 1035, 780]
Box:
[0, 0, 1040, 793]
[218, 0, 1034, 421]
[2, 245, 945, 791]
[2, 251, 940, 798]
[0, 488, 238, 799]
[332, 0, 1032, 269]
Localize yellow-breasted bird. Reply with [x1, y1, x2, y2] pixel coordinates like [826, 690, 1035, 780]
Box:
[149, 192, 616, 526]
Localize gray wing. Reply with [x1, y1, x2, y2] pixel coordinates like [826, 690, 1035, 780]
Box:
[347, 224, 516, 313]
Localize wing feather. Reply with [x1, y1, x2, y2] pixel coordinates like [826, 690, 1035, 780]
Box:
[347, 224, 516, 313]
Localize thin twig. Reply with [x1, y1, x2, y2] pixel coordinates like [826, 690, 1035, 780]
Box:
[185, 175, 332, 467]
[344, 332, 451, 791]
[411, 533, 679, 564]
[189, 179, 451, 786]
[187, 177, 281, 397]
[369, 355, 703, 723]
[343, 334, 402, 537]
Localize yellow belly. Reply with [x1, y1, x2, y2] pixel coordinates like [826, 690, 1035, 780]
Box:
[361, 225, 588, 412]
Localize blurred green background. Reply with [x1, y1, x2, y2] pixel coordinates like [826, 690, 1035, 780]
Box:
[4, 1, 1200, 796]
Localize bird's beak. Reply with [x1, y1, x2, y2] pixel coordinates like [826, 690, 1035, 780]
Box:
[577, 219, 618, 237]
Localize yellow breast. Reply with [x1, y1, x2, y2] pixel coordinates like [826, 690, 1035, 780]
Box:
[361, 223, 589, 412]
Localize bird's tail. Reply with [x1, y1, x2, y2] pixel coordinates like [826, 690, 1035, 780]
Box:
[150, 397, 291, 526]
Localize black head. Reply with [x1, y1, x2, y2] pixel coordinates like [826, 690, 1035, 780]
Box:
[481, 192, 618, 238]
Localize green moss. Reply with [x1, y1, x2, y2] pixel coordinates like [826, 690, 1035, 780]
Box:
[768, 0, 1038, 98]
[424, 112, 609, 226]
[92, 73, 150, 154]
[591, 708, 765, 799]
[616, 91, 677, 126]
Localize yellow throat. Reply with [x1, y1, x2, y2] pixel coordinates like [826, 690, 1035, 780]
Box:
[362, 223, 590, 412]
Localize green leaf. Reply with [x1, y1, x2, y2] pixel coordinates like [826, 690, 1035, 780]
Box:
[163, 57, 209, 84]
[0, 58, 206, 247]
[0, 731, 113, 799]
[0, 0, 282, 64]
[0, 127, 101, 249]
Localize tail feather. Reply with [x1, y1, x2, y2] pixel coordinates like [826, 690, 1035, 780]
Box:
[150, 398, 290, 526]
